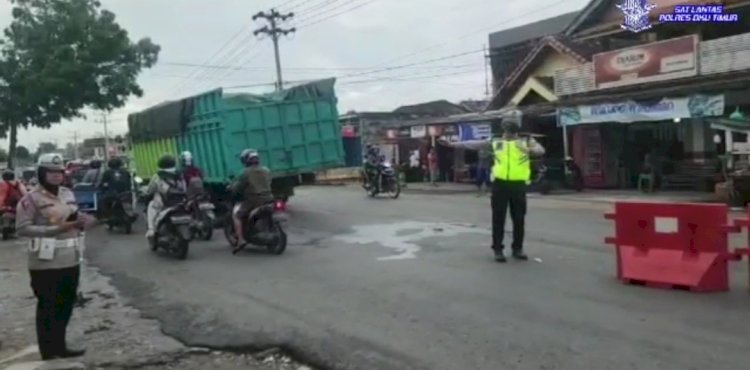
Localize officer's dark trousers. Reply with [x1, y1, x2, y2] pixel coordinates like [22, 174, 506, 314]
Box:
[29, 266, 80, 358]
[491, 180, 527, 252]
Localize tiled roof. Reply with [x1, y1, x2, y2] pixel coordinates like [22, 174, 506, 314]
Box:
[487, 36, 599, 110]
[489, 11, 580, 49]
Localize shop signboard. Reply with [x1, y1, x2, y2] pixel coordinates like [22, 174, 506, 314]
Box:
[410, 125, 426, 138]
[593, 35, 698, 89]
[457, 122, 492, 141]
[559, 94, 724, 126]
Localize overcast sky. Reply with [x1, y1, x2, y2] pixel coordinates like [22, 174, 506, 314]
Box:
[0, 0, 589, 151]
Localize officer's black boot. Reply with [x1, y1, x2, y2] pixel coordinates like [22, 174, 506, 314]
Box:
[493, 248, 507, 263]
[512, 250, 528, 261]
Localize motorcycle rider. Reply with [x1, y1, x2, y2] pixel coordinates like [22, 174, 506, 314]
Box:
[81, 160, 103, 186]
[363, 144, 383, 191]
[180, 151, 204, 198]
[231, 149, 273, 246]
[98, 158, 132, 219]
[0, 169, 27, 212]
[145, 155, 187, 241]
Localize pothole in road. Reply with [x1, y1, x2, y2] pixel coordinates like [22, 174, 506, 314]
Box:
[127, 347, 318, 370]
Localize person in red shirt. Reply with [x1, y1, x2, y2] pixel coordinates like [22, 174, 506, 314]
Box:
[427, 148, 438, 186]
[180, 151, 204, 197]
[0, 169, 27, 211]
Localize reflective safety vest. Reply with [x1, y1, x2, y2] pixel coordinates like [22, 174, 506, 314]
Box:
[490, 139, 531, 182]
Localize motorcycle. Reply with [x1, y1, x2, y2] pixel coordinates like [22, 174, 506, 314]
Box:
[150, 199, 192, 260]
[362, 162, 401, 199]
[188, 193, 215, 241]
[533, 158, 583, 195]
[224, 199, 288, 255]
[103, 192, 138, 234]
[1, 207, 16, 240]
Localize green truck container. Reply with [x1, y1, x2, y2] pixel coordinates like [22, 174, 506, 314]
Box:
[128, 78, 344, 201]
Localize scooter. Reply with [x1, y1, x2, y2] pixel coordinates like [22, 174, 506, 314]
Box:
[224, 199, 288, 255]
[188, 193, 215, 241]
[103, 192, 138, 234]
[150, 199, 193, 260]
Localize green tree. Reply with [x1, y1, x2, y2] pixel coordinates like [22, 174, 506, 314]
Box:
[15, 145, 30, 161]
[0, 148, 8, 163]
[0, 0, 160, 167]
[36, 142, 58, 157]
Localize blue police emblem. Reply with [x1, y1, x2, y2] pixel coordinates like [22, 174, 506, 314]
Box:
[617, 0, 657, 33]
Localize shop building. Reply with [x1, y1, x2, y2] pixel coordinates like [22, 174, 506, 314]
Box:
[550, 0, 750, 190]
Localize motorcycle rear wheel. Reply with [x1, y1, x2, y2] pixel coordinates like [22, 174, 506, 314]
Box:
[387, 178, 401, 199]
[174, 239, 189, 260]
[2, 228, 12, 240]
[266, 223, 287, 255]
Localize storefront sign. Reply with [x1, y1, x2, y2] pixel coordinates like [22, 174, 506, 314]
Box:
[457, 123, 492, 141]
[559, 94, 724, 126]
[410, 125, 426, 138]
[593, 35, 698, 89]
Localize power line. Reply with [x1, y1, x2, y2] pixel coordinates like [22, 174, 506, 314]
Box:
[369, 0, 571, 68]
[294, 0, 341, 17]
[157, 61, 477, 71]
[253, 9, 296, 90]
[295, 0, 377, 28]
[166, 24, 254, 96]
[335, 48, 484, 80]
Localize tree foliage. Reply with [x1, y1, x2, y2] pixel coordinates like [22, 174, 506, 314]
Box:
[15, 145, 30, 159]
[0, 0, 160, 167]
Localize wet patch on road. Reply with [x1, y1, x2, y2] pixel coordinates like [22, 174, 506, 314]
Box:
[333, 222, 490, 260]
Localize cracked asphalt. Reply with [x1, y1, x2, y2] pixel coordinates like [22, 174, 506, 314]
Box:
[86, 185, 750, 370]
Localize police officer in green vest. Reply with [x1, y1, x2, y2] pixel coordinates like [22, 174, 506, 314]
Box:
[490, 116, 545, 262]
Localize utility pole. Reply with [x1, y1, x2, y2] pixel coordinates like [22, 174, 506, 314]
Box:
[483, 44, 490, 100]
[253, 9, 295, 91]
[71, 131, 79, 159]
[95, 112, 110, 162]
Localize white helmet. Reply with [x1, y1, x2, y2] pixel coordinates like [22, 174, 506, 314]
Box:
[240, 149, 259, 165]
[180, 151, 193, 165]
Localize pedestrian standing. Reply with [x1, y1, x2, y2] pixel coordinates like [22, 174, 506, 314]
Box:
[428, 148, 438, 186]
[475, 140, 493, 196]
[490, 118, 545, 262]
[15, 154, 96, 360]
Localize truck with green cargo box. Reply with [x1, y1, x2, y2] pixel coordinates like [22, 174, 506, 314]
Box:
[127, 78, 344, 210]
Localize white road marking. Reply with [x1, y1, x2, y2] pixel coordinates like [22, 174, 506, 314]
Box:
[0, 345, 38, 365]
[334, 222, 490, 261]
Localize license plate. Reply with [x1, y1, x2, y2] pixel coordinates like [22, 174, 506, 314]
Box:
[272, 212, 289, 222]
[170, 215, 192, 224]
[199, 203, 215, 210]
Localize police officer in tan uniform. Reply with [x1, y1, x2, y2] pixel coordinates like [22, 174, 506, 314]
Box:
[16, 153, 95, 360]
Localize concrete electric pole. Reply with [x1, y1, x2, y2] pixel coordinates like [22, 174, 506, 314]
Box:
[95, 112, 110, 162]
[253, 9, 295, 91]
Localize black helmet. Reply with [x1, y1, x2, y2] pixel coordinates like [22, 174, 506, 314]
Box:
[108, 157, 123, 169]
[158, 155, 176, 170]
[2, 169, 14, 181]
[89, 159, 102, 169]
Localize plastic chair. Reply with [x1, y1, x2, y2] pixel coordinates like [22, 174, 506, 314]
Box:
[638, 173, 654, 193]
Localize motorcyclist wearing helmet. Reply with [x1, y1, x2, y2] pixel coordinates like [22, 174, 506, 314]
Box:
[81, 159, 103, 186]
[98, 158, 132, 218]
[179, 151, 204, 198]
[230, 149, 273, 246]
[363, 144, 383, 191]
[145, 155, 187, 240]
[0, 169, 27, 212]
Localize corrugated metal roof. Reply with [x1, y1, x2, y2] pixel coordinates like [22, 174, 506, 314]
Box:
[488, 11, 580, 50]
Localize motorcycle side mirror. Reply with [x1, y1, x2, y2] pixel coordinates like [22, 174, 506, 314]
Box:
[134, 177, 144, 185]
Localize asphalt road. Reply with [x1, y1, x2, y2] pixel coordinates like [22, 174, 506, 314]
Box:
[86, 186, 750, 370]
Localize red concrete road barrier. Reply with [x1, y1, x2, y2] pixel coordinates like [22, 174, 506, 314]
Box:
[731, 207, 750, 292]
[605, 202, 740, 292]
